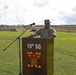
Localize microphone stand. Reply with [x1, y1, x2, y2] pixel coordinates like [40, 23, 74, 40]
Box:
[3, 24, 34, 75]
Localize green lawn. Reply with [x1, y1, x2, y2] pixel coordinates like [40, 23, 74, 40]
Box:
[54, 32, 76, 75]
[0, 31, 76, 75]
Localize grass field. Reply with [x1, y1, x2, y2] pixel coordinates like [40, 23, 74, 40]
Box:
[0, 31, 76, 75]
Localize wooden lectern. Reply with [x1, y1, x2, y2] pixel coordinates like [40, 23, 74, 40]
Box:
[22, 38, 54, 75]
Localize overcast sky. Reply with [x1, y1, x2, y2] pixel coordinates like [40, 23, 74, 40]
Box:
[0, 0, 76, 25]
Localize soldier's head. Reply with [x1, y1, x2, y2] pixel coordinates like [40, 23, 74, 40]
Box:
[44, 19, 50, 28]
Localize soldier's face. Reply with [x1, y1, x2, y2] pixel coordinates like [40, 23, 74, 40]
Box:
[45, 22, 50, 28]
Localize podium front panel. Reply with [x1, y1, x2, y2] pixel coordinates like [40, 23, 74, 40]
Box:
[22, 38, 54, 75]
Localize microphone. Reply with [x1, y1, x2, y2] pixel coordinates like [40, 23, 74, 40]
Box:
[30, 23, 35, 27]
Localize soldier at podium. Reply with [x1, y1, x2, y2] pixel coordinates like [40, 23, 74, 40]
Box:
[22, 19, 55, 75]
[29, 19, 56, 38]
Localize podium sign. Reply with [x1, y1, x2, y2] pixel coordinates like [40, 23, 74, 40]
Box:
[22, 38, 54, 75]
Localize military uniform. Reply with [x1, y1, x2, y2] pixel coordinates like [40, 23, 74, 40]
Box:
[33, 27, 56, 38]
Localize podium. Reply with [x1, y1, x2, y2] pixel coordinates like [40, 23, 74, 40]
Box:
[22, 38, 54, 75]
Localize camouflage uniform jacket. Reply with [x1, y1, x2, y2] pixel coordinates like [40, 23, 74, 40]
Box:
[33, 27, 56, 38]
